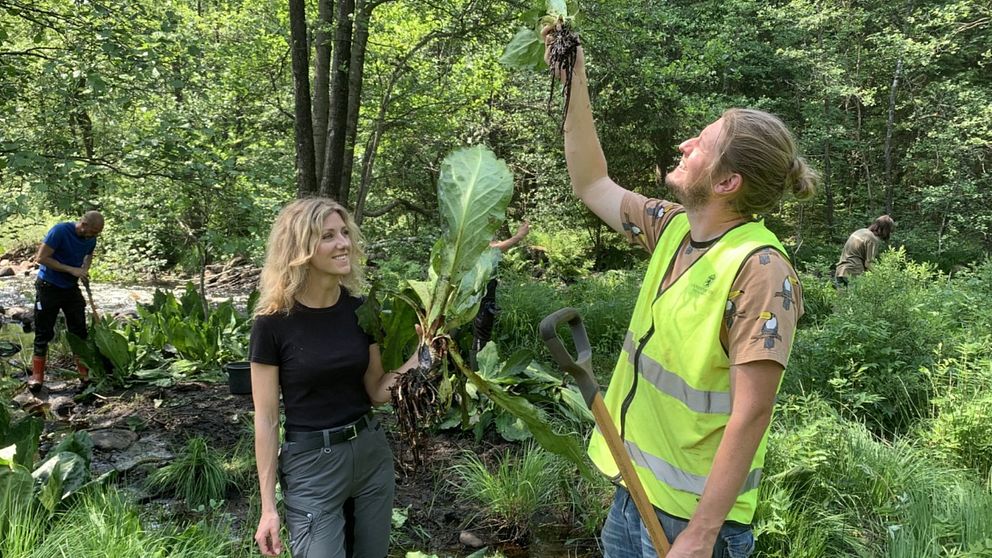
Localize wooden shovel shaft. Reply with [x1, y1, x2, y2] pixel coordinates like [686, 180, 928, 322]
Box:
[591, 393, 670, 557]
[82, 280, 100, 324]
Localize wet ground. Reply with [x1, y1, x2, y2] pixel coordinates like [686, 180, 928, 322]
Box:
[0, 273, 251, 318]
[0, 267, 601, 557]
[0, 242, 599, 556]
[6, 369, 598, 557]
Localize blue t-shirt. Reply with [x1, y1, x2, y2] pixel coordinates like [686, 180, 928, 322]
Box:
[37, 222, 97, 289]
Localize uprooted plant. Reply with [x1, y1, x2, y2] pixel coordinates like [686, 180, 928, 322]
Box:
[359, 146, 592, 478]
[500, 0, 581, 130]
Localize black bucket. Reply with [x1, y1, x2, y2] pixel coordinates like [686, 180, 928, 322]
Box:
[225, 361, 252, 395]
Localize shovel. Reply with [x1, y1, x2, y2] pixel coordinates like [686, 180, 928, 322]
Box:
[82, 277, 101, 324]
[540, 307, 670, 557]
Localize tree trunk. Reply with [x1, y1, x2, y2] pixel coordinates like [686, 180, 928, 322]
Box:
[312, 0, 333, 185]
[289, 0, 318, 196]
[319, 0, 354, 201]
[338, 0, 373, 205]
[883, 56, 902, 215]
[822, 96, 834, 237]
[68, 77, 95, 161]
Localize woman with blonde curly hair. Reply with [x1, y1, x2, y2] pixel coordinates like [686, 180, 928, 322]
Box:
[250, 197, 418, 558]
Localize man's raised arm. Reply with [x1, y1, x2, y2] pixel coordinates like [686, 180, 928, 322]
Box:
[544, 28, 627, 234]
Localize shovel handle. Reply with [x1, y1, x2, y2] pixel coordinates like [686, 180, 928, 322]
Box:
[539, 307, 598, 406]
[82, 278, 101, 324]
[540, 307, 670, 557]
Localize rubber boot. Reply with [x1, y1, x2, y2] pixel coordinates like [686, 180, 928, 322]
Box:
[29, 355, 46, 393]
[76, 357, 90, 388]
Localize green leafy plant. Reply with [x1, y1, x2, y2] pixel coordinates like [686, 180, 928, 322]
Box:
[137, 284, 255, 372]
[67, 318, 147, 389]
[919, 339, 992, 476]
[147, 436, 229, 508]
[785, 249, 952, 434]
[361, 146, 593, 478]
[439, 350, 592, 443]
[452, 444, 565, 540]
[500, 0, 581, 128]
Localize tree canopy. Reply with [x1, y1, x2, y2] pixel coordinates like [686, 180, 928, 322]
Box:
[2, 0, 989, 273]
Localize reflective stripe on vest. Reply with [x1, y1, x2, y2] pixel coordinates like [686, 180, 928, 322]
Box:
[621, 331, 732, 415]
[588, 212, 789, 524]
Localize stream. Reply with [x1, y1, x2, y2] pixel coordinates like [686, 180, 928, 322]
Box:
[0, 273, 251, 318]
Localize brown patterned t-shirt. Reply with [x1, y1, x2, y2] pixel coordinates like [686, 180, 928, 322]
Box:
[619, 192, 804, 368]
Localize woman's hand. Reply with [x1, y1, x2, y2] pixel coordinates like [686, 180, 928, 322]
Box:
[255, 511, 283, 556]
[399, 324, 426, 374]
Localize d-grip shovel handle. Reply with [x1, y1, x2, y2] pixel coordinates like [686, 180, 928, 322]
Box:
[539, 307, 599, 406]
[540, 307, 671, 557]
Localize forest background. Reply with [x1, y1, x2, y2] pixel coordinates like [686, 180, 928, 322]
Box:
[1, 1, 991, 557]
[1, 0, 989, 273]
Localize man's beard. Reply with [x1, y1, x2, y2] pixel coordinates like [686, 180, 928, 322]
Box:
[666, 172, 710, 210]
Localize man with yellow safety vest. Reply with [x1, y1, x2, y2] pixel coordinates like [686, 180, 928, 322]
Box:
[543, 33, 817, 558]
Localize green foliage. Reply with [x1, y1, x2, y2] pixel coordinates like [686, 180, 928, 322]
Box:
[427, 145, 513, 332]
[563, 468, 613, 539]
[495, 269, 641, 379]
[67, 318, 149, 389]
[525, 228, 596, 281]
[796, 272, 838, 328]
[500, 28, 547, 72]
[455, 344, 595, 480]
[441, 346, 592, 442]
[942, 261, 992, 339]
[918, 339, 992, 477]
[139, 284, 252, 370]
[0, 475, 47, 558]
[0, 404, 43, 469]
[32, 452, 90, 513]
[22, 488, 242, 558]
[786, 249, 951, 434]
[756, 394, 992, 557]
[452, 444, 565, 538]
[147, 436, 229, 508]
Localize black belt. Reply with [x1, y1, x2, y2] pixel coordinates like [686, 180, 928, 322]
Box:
[283, 414, 372, 455]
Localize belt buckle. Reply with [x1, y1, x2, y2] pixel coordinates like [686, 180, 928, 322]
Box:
[345, 424, 358, 441]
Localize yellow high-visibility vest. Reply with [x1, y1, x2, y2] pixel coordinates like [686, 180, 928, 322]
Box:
[588, 212, 789, 524]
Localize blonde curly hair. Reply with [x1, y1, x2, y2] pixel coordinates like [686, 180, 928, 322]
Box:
[255, 198, 365, 316]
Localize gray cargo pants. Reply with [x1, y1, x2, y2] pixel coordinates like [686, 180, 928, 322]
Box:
[279, 416, 395, 558]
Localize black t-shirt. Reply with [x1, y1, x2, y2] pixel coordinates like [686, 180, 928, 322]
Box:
[249, 290, 374, 431]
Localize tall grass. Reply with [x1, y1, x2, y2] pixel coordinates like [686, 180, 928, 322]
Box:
[147, 436, 229, 508]
[452, 444, 566, 539]
[6, 488, 245, 558]
[0, 491, 48, 558]
[755, 394, 992, 557]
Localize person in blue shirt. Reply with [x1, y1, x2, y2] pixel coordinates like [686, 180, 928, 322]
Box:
[29, 210, 104, 392]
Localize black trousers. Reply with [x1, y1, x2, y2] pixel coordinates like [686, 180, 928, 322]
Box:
[33, 279, 87, 357]
[470, 278, 499, 369]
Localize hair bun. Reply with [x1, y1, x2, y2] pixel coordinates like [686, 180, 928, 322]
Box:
[787, 157, 817, 200]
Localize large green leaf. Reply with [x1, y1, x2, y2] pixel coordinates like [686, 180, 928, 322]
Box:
[446, 248, 501, 330]
[66, 331, 106, 378]
[92, 326, 133, 374]
[431, 145, 513, 322]
[49, 431, 94, 469]
[546, 0, 568, 16]
[456, 342, 595, 480]
[0, 458, 34, 530]
[0, 415, 42, 470]
[500, 27, 546, 71]
[32, 452, 89, 512]
[357, 287, 420, 372]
